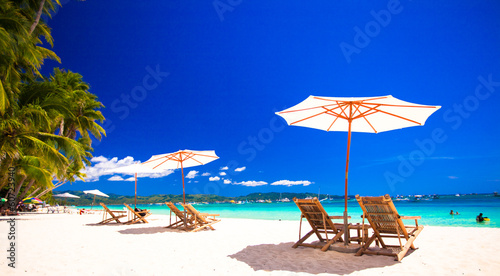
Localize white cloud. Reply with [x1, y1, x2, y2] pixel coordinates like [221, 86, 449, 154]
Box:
[186, 170, 198, 179]
[79, 155, 174, 182]
[143, 170, 174, 178]
[220, 166, 229, 170]
[108, 175, 124, 181]
[271, 180, 313, 187]
[209, 176, 221, 181]
[219, 172, 227, 176]
[202, 172, 211, 176]
[235, 166, 246, 172]
[223, 179, 231, 184]
[91, 156, 109, 163]
[79, 156, 136, 182]
[233, 181, 268, 187]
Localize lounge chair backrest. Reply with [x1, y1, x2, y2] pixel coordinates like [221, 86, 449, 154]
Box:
[100, 202, 112, 212]
[293, 197, 338, 232]
[183, 204, 205, 222]
[166, 202, 185, 217]
[356, 195, 408, 237]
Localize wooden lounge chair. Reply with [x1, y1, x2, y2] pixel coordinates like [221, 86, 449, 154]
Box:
[292, 197, 350, 251]
[181, 204, 220, 232]
[123, 203, 151, 224]
[355, 194, 424, 261]
[165, 202, 193, 229]
[99, 203, 127, 224]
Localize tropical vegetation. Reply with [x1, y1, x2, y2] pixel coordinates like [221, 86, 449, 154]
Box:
[48, 191, 339, 206]
[0, 1, 105, 211]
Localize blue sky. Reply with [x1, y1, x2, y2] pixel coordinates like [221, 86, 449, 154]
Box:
[44, 0, 500, 197]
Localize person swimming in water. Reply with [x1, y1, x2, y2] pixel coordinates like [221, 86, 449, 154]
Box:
[476, 213, 488, 222]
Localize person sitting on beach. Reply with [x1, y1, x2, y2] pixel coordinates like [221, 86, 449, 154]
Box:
[476, 213, 484, 222]
[79, 208, 86, 215]
[17, 202, 26, 212]
[134, 207, 147, 216]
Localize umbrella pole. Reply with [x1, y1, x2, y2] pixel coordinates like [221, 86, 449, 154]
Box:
[134, 173, 137, 209]
[343, 114, 353, 246]
[91, 194, 96, 210]
[180, 160, 187, 228]
[181, 162, 186, 205]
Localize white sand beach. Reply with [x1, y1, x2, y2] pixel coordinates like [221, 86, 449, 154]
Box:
[1, 212, 499, 275]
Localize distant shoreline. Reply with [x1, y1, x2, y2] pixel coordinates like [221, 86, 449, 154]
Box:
[52, 190, 499, 206]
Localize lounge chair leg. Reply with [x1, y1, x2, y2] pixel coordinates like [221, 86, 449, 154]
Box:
[355, 234, 377, 256]
[321, 230, 344, 252]
[292, 230, 315, 248]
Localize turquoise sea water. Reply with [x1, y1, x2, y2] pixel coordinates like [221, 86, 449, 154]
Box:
[80, 194, 500, 228]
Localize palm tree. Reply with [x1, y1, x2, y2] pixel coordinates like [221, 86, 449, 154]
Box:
[0, 0, 106, 211]
[0, 98, 86, 191]
[0, 0, 60, 114]
[50, 68, 106, 142]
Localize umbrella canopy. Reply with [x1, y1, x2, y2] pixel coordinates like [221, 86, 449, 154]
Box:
[142, 149, 219, 204]
[107, 163, 169, 208]
[276, 95, 440, 245]
[23, 197, 43, 204]
[83, 189, 109, 209]
[276, 95, 440, 133]
[83, 189, 109, 197]
[53, 192, 80, 198]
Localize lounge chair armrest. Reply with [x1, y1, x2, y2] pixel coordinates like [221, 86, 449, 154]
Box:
[200, 213, 220, 216]
[400, 216, 421, 220]
[401, 215, 421, 227]
[329, 216, 351, 220]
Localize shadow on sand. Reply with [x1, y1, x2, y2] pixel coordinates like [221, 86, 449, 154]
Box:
[118, 226, 185, 235]
[229, 242, 399, 275]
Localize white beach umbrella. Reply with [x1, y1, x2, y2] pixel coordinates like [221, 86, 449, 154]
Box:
[53, 192, 80, 198]
[276, 95, 441, 245]
[142, 149, 219, 204]
[83, 189, 109, 209]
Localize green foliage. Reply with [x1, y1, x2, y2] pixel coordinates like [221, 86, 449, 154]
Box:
[0, 1, 106, 207]
[48, 191, 344, 206]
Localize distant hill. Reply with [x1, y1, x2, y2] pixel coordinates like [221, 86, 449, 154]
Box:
[49, 191, 341, 206]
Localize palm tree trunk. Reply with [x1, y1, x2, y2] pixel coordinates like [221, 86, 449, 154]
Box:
[0, 160, 14, 190]
[17, 179, 35, 203]
[26, 187, 41, 199]
[29, 0, 46, 35]
[36, 181, 65, 198]
[58, 118, 64, 136]
[12, 174, 27, 199]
